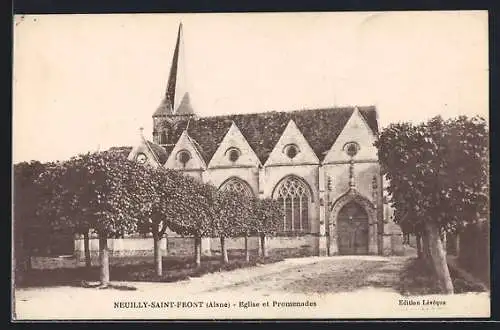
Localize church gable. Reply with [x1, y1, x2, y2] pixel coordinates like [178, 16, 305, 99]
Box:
[127, 138, 163, 168]
[161, 106, 378, 164]
[323, 107, 378, 164]
[264, 119, 319, 166]
[164, 130, 206, 170]
[208, 122, 261, 168]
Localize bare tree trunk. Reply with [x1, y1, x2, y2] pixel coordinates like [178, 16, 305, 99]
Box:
[441, 230, 447, 256]
[98, 235, 110, 287]
[244, 235, 250, 262]
[83, 231, 91, 269]
[416, 233, 423, 259]
[220, 236, 229, 264]
[422, 230, 432, 266]
[260, 234, 268, 257]
[425, 222, 454, 294]
[194, 236, 201, 267]
[153, 232, 162, 276]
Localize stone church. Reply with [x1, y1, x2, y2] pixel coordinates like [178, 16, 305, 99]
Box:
[77, 23, 403, 259]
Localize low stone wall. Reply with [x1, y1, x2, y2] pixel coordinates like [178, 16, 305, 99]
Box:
[74, 236, 205, 260]
[166, 237, 196, 256]
[265, 235, 317, 255]
[74, 235, 320, 260]
[209, 237, 260, 252]
[74, 237, 167, 259]
[74, 232, 405, 260]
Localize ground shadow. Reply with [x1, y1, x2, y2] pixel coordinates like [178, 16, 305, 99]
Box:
[399, 257, 488, 296]
[15, 254, 284, 288]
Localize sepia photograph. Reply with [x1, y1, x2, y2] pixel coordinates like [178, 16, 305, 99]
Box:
[12, 11, 489, 320]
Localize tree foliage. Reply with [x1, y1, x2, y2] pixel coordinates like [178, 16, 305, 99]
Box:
[253, 198, 284, 236]
[13, 161, 48, 275]
[375, 115, 488, 294]
[213, 190, 254, 238]
[17, 148, 292, 277]
[165, 175, 217, 239]
[375, 115, 488, 233]
[14, 160, 47, 230]
[35, 151, 147, 237]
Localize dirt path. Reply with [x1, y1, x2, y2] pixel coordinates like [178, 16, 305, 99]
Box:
[13, 256, 489, 320]
[200, 255, 408, 295]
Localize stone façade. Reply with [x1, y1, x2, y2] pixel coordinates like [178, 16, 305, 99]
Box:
[125, 103, 401, 256]
[76, 23, 404, 259]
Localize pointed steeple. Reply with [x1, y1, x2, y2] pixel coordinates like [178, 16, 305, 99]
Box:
[153, 22, 195, 117]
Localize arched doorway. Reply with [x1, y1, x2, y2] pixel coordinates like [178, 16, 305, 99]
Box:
[337, 202, 369, 255]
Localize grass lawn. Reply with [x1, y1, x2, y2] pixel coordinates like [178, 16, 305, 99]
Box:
[17, 254, 285, 288]
[399, 257, 488, 295]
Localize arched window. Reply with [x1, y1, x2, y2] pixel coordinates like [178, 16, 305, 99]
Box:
[219, 177, 254, 197]
[274, 176, 311, 233]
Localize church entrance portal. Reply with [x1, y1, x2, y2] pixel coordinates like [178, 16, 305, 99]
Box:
[337, 202, 369, 255]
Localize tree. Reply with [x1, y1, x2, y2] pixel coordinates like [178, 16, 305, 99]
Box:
[37, 160, 97, 269]
[135, 167, 196, 276]
[166, 176, 218, 267]
[375, 115, 488, 294]
[13, 161, 47, 282]
[238, 197, 258, 262]
[135, 167, 167, 276]
[36, 151, 146, 287]
[253, 198, 284, 257]
[212, 190, 253, 264]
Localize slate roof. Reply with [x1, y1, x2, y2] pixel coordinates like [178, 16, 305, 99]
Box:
[153, 97, 174, 117]
[107, 146, 133, 158]
[146, 140, 170, 164]
[108, 142, 169, 166]
[175, 92, 195, 115]
[167, 106, 378, 164]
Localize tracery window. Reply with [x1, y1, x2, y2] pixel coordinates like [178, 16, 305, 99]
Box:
[275, 176, 311, 232]
[219, 177, 253, 197]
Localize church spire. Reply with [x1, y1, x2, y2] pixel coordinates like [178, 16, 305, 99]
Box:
[153, 22, 195, 118]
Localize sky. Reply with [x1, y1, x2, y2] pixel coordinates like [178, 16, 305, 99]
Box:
[13, 11, 488, 163]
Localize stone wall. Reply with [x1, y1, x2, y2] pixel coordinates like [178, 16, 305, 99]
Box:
[265, 235, 317, 255]
[74, 236, 197, 260]
[210, 236, 260, 251]
[73, 235, 322, 260]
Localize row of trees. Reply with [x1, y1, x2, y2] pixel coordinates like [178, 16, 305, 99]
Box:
[375, 115, 488, 294]
[14, 150, 284, 287]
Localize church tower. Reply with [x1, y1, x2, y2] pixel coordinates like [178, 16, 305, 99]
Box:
[153, 23, 196, 146]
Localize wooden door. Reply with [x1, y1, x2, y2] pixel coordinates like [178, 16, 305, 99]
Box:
[337, 202, 369, 255]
